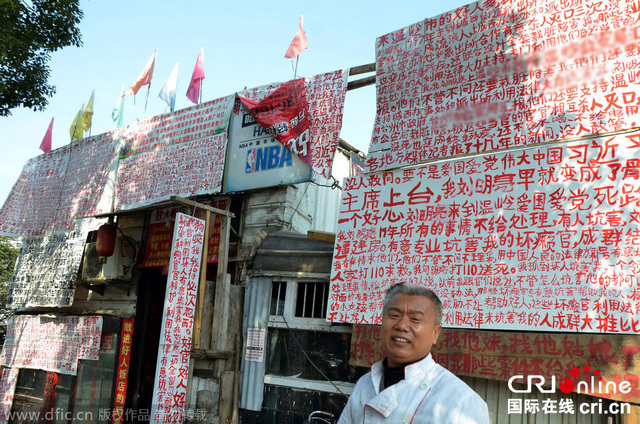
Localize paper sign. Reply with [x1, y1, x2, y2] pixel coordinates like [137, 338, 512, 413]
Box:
[245, 328, 266, 363]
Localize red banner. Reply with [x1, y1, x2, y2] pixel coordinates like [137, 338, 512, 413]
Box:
[112, 317, 134, 424]
[239, 78, 311, 167]
[141, 199, 229, 268]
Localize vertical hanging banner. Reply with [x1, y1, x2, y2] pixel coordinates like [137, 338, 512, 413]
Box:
[0, 368, 18, 424]
[151, 213, 205, 424]
[112, 317, 134, 424]
[239, 78, 312, 167]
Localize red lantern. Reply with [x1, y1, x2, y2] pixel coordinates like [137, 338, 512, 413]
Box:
[97, 222, 117, 257]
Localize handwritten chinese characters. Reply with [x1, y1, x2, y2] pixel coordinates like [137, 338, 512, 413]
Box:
[350, 325, 640, 403]
[151, 213, 205, 424]
[116, 135, 227, 210]
[112, 317, 134, 424]
[238, 70, 349, 178]
[369, 0, 640, 172]
[8, 229, 87, 308]
[0, 315, 102, 375]
[330, 132, 640, 334]
[0, 368, 18, 424]
[0, 134, 121, 237]
[0, 147, 68, 236]
[115, 95, 234, 210]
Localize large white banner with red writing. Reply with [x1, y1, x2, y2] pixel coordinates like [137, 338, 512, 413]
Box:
[115, 95, 234, 210]
[0, 368, 18, 424]
[237, 69, 349, 179]
[0, 134, 121, 237]
[368, 0, 640, 172]
[0, 315, 102, 375]
[330, 132, 640, 333]
[0, 147, 68, 236]
[151, 213, 205, 424]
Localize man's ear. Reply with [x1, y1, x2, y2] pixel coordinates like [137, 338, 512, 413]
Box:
[432, 324, 442, 346]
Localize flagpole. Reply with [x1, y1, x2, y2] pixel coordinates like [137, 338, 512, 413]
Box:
[144, 84, 151, 118]
[71, 104, 84, 142]
[133, 95, 139, 121]
[294, 56, 299, 79]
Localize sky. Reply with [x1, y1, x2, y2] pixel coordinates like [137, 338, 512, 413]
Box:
[0, 0, 471, 204]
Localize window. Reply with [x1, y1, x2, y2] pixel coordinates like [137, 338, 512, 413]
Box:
[295, 282, 328, 319]
[268, 279, 340, 330]
[262, 279, 357, 423]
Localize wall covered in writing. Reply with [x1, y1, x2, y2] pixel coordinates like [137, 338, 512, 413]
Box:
[330, 132, 640, 333]
[350, 325, 640, 403]
[0, 134, 121, 237]
[0, 315, 102, 375]
[115, 95, 234, 210]
[369, 0, 640, 172]
[7, 226, 89, 308]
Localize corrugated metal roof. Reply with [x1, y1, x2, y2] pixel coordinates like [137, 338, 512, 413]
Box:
[251, 231, 334, 275]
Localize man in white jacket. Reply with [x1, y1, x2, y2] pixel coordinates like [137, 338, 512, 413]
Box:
[337, 283, 490, 424]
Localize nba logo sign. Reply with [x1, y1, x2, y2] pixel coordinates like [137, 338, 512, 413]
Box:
[246, 149, 256, 173]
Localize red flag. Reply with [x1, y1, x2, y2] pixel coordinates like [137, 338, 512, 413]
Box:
[186, 48, 205, 104]
[239, 78, 311, 167]
[40, 118, 53, 153]
[285, 15, 308, 59]
[125, 50, 157, 96]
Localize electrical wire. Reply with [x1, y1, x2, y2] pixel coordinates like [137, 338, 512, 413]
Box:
[286, 182, 311, 230]
[280, 315, 349, 400]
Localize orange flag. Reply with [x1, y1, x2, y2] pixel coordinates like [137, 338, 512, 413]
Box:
[125, 50, 157, 96]
[285, 16, 308, 59]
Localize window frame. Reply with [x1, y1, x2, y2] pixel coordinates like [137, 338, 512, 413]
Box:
[267, 278, 350, 333]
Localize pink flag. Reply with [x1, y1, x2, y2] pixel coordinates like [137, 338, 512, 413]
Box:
[285, 15, 308, 59]
[186, 48, 205, 104]
[125, 50, 157, 96]
[40, 118, 54, 153]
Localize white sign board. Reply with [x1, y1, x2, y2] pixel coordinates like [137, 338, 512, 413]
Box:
[330, 132, 640, 334]
[244, 328, 266, 363]
[223, 100, 313, 192]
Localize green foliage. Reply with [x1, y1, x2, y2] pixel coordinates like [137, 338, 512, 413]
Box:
[0, 0, 84, 116]
[0, 236, 18, 345]
[0, 236, 18, 283]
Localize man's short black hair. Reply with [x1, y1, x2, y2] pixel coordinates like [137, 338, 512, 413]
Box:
[382, 283, 443, 325]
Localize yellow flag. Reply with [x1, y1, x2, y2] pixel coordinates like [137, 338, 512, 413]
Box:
[70, 107, 84, 141]
[82, 90, 94, 132]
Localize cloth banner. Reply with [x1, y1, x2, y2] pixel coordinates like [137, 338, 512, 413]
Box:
[239, 78, 312, 167]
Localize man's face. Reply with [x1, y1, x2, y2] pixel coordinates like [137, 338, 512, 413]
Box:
[380, 293, 442, 368]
